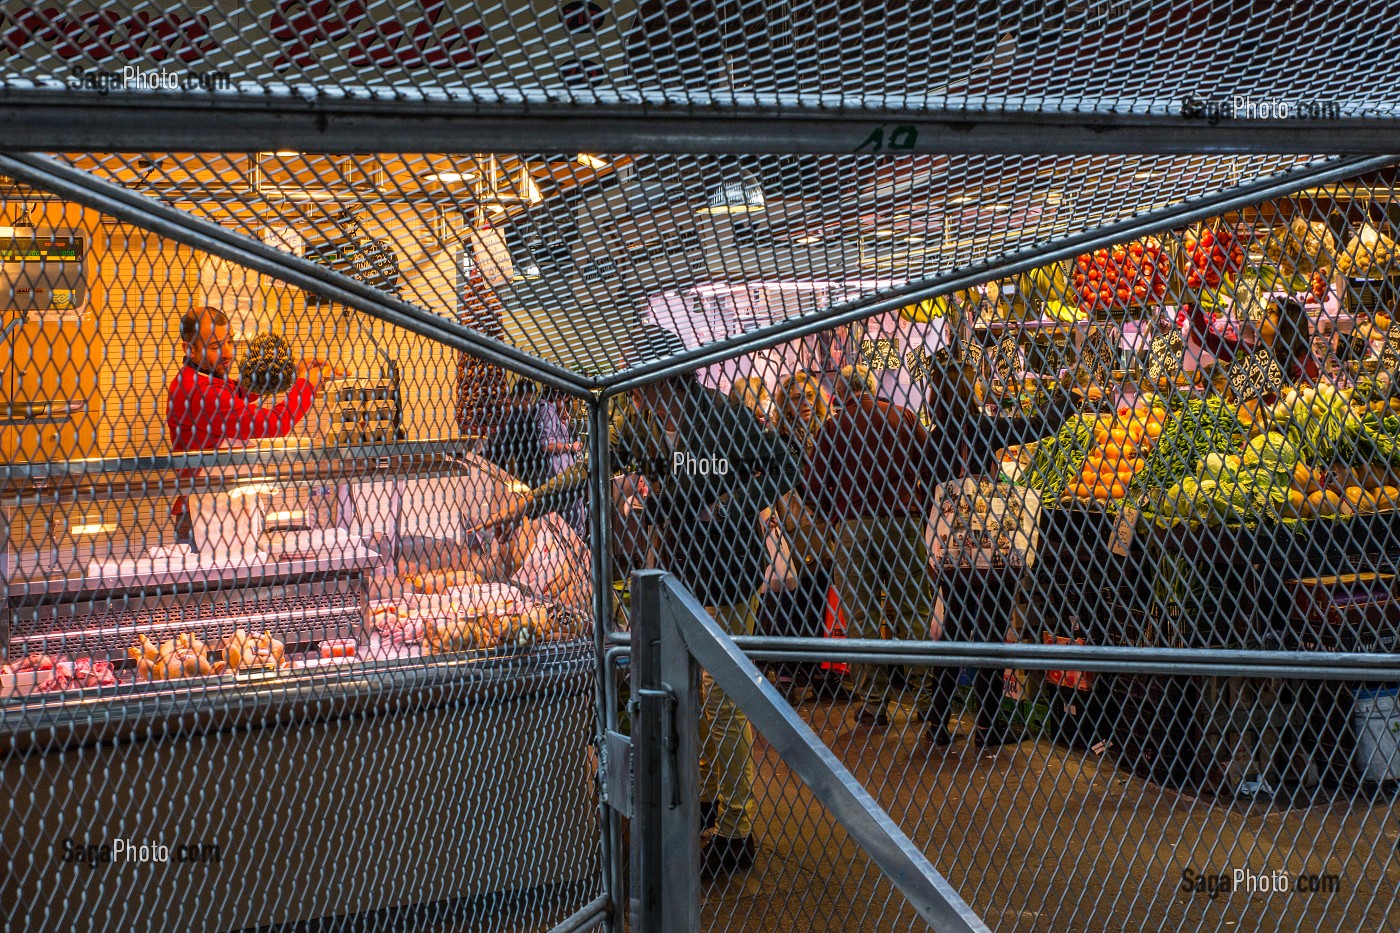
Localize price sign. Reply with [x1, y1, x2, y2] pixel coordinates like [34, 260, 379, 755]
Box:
[1380, 321, 1400, 373]
[1111, 505, 1140, 558]
[963, 341, 985, 374]
[1077, 326, 1116, 385]
[1145, 331, 1185, 381]
[992, 334, 1023, 390]
[1226, 347, 1287, 400]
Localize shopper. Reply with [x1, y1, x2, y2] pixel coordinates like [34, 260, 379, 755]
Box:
[166, 306, 329, 542]
[764, 370, 837, 699]
[728, 375, 773, 427]
[772, 371, 830, 459]
[806, 363, 943, 740]
[528, 325, 798, 877]
[488, 380, 549, 484]
[923, 354, 1076, 747]
[536, 385, 588, 538]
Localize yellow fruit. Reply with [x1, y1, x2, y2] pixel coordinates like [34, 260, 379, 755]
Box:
[1110, 427, 1129, 444]
[1293, 462, 1323, 496]
[1102, 441, 1133, 460]
[1109, 480, 1127, 499]
[1307, 490, 1344, 518]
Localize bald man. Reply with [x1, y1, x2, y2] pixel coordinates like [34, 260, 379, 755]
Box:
[166, 306, 327, 538]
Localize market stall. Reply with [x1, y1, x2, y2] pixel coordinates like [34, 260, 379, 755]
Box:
[943, 182, 1400, 794]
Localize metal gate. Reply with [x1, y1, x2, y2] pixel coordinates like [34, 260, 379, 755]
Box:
[1, 2, 1400, 931]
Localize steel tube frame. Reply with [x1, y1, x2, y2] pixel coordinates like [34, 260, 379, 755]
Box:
[600, 153, 1399, 396]
[0, 152, 593, 398]
[641, 571, 992, 933]
[585, 399, 624, 932]
[630, 571, 701, 933]
[545, 894, 610, 933]
[3, 95, 1400, 155]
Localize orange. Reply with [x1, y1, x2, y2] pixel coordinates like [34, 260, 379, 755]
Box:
[1110, 427, 1128, 444]
[1116, 464, 1136, 482]
[1070, 482, 1094, 499]
[1145, 420, 1163, 439]
[1102, 441, 1133, 460]
[1109, 480, 1127, 499]
[1127, 422, 1145, 442]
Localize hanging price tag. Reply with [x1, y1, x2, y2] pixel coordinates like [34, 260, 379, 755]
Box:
[1146, 331, 1185, 381]
[1379, 321, 1400, 373]
[1111, 505, 1139, 557]
[1226, 347, 1286, 400]
[1077, 326, 1116, 385]
[992, 334, 1023, 393]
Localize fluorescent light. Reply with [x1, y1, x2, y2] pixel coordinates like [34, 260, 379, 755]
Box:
[1133, 170, 1162, 180]
[697, 169, 766, 215]
[70, 521, 116, 535]
[423, 171, 478, 183]
[794, 234, 823, 244]
[990, 204, 1010, 212]
[273, 150, 300, 157]
[576, 153, 609, 170]
[265, 510, 306, 523]
[518, 167, 544, 204]
[948, 195, 974, 205]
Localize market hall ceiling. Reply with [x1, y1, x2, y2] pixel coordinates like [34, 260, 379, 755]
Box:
[0, 2, 1397, 386]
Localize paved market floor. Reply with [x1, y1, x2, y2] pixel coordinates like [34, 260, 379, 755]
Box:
[699, 696, 1400, 933]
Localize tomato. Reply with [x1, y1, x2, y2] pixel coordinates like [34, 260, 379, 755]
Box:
[1122, 265, 1137, 281]
[1133, 284, 1149, 298]
[1105, 269, 1118, 283]
[1100, 287, 1114, 302]
[1152, 281, 1167, 296]
[1112, 247, 1127, 263]
[1117, 287, 1131, 301]
[1088, 268, 1101, 281]
[1076, 256, 1091, 270]
[1182, 236, 1196, 253]
[1129, 242, 1145, 257]
[1187, 274, 1201, 288]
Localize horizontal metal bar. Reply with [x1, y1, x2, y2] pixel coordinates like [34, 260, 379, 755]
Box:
[3, 93, 1400, 155]
[649, 572, 990, 933]
[599, 153, 1397, 394]
[545, 894, 610, 933]
[0, 152, 594, 399]
[0, 438, 483, 483]
[735, 637, 1400, 674]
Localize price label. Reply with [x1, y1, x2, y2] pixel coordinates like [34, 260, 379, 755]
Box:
[1146, 331, 1185, 381]
[1380, 321, 1400, 373]
[992, 334, 1023, 390]
[1111, 505, 1139, 557]
[963, 341, 985, 373]
[1077, 326, 1116, 385]
[1226, 347, 1286, 400]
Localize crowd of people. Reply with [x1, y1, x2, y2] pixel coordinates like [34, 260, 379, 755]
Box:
[493, 325, 1073, 879]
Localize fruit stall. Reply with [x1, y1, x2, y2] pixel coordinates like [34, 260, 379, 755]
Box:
[957, 184, 1400, 795]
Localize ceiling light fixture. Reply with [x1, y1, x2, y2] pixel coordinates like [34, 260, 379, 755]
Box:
[517, 166, 544, 205]
[697, 169, 766, 215]
[576, 153, 609, 170]
[423, 171, 478, 183]
[273, 150, 300, 157]
[70, 519, 117, 536]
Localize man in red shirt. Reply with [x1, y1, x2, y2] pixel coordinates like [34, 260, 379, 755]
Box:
[166, 306, 327, 538]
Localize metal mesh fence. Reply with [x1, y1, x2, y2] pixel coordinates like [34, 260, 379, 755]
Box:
[601, 166, 1400, 930]
[0, 197, 603, 930]
[0, 0, 1395, 121]
[4, 145, 1400, 932]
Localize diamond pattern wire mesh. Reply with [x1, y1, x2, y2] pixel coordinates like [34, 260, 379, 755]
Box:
[36, 149, 1339, 379]
[0, 0, 1397, 119]
[602, 167, 1400, 930]
[0, 194, 601, 929]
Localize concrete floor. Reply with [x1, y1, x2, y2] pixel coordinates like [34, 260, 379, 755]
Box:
[700, 697, 1400, 933]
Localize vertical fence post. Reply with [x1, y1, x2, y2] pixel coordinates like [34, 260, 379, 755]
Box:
[631, 570, 701, 933]
[586, 396, 624, 930]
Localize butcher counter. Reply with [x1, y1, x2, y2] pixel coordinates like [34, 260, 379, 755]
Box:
[0, 440, 602, 932]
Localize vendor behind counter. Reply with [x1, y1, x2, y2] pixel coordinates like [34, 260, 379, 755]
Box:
[165, 306, 331, 539]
